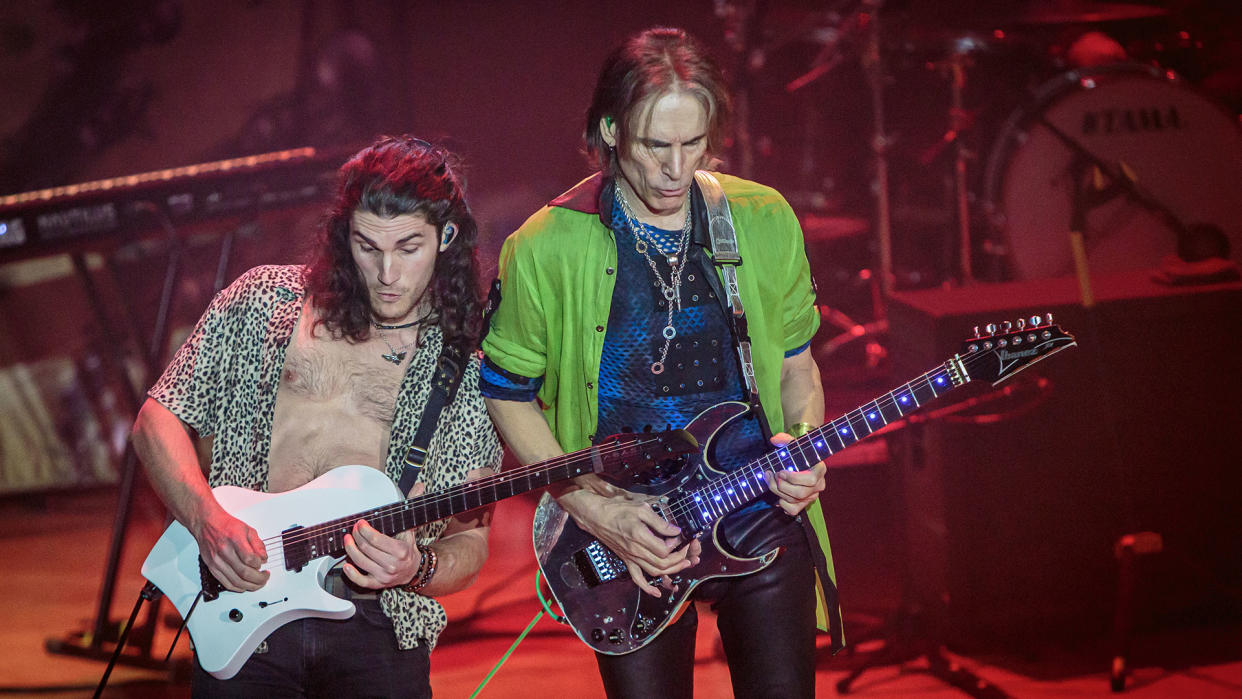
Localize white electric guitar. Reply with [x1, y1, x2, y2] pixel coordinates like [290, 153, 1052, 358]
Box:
[141, 430, 696, 679]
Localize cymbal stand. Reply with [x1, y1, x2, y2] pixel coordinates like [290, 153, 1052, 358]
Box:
[860, 0, 894, 296]
[947, 50, 974, 284]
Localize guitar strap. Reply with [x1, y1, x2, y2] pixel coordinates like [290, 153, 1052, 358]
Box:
[398, 341, 466, 496]
[693, 171, 762, 415]
[693, 170, 843, 650]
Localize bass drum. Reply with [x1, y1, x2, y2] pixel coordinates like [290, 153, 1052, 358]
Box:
[982, 63, 1242, 280]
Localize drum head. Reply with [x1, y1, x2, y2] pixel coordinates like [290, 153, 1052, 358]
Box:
[984, 64, 1242, 280]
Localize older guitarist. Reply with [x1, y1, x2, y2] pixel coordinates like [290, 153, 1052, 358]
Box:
[482, 28, 841, 699]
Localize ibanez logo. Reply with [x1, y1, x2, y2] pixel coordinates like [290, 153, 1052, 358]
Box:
[998, 348, 1040, 361]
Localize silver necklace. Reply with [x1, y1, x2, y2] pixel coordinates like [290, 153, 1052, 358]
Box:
[615, 187, 692, 375]
[372, 311, 432, 364]
[376, 327, 417, 364]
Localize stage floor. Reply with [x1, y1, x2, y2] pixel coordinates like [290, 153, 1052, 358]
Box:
[3, 483, 1241, 698]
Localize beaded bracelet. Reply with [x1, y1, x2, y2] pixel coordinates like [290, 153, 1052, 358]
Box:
[402, 544, 438, 594]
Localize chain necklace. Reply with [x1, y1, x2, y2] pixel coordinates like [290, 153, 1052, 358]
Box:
[615, 186, 692, 375]
[372, 310, 433, 365]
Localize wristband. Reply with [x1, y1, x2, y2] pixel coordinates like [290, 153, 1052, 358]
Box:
[787, 422, 815, 438]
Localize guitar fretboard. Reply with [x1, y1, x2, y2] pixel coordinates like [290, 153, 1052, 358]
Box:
[670, 357, 968, 531]
[277, 433, 687, 571]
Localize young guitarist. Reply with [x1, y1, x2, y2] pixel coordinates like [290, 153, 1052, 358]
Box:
[482, 28, 843, 698]
[132, 135, 501, 697]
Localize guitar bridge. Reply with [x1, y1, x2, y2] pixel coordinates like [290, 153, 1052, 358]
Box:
[574, 541, 627, 586]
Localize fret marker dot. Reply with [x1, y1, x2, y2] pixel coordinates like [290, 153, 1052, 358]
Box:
[840, 427, 851, 435]
[936, 377, 946, 384]
[900, 395, 910, 403]
[816, 440, 825, 448]
[726, 488, 734, 495]
[702, 512, 710, 520]
[714, 495, 721, 501]
[868, 412, 878, 420]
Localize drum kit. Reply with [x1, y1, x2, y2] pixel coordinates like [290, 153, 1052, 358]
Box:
[748, 0, 1242, 371]
[765, 0, 1242, 296]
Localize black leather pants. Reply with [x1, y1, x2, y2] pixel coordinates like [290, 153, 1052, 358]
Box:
[594, 506, 818, 699]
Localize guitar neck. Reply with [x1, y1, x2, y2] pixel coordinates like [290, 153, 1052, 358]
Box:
[283, 435, 680, 568]
[679, 358, 968, 526]
[771, 358, 966, 474]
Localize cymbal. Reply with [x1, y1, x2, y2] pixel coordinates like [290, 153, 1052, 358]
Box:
[1005, 2, 1169, 25]
[897, 2, 1169, 32]
[800, 214, 870, 244]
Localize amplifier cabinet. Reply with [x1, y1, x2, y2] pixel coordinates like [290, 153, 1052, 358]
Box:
[885, 272, 1242, 647]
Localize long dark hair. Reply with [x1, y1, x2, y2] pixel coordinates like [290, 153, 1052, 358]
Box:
[584, 27, 732, 172]
[305, 135, 484, 353]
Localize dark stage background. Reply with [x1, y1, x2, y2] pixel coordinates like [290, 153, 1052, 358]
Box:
[2, 0, 1241, 695]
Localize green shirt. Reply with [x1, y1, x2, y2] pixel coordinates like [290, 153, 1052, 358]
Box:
[483, 172, 844, 649]
[483, 172, 819, 447]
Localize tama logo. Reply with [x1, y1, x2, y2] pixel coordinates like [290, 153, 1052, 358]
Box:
[998, 348, 1039, 360]
[1082, 106, 1182, 135]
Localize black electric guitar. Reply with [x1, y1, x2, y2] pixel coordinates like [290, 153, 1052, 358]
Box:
[533, 317, 1076, 654]
[142, 430, 695, 679]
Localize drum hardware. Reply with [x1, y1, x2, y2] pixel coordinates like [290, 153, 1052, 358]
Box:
[946, 47, 976, 284]
[1038, 111, 1195, 304]
[859, 0, 894, 297]
[997, 2, 1168, 27]
[981, 63, 1242, 281]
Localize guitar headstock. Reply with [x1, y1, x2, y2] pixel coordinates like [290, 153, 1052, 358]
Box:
[593, 429, 700, 481]
[959, 313, 1077, 386]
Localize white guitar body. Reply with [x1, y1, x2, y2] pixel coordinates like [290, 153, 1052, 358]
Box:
[141, 465, 402, 680]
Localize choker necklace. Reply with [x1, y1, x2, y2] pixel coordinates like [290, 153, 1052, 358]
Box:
[372, 310, 433, 364]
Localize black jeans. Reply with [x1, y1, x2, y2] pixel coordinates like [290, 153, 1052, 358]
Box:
[191, 599, 431, 698]
[595, 506, 818, 699]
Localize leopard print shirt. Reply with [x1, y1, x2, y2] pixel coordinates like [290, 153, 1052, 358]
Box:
[149, 264, 502, 650]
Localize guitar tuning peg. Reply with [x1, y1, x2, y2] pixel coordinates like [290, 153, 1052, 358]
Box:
[1002, 320, 1013, 333]
[985, 323, 997, 335]
[1045, 312, 1054, 325]
[973, 325, 981, 338]
[1030, 315, 1042, 327]
[1016, 317, 1026, 330]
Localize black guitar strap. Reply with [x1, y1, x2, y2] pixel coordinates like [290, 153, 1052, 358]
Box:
[397, 341, 466, 496]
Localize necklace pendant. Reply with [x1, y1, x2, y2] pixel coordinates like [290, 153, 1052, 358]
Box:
[381, 350, 407, 365]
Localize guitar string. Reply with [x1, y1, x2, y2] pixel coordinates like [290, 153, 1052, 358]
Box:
[252, 333, 1057, 569]
[257, 435, 664, 560]
[663, 337, 1058, 524]
[250, 434, 680, 565]
[662, 365, 950, 524]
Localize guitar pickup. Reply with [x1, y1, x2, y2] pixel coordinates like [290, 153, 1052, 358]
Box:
[574, 541, 627, 586]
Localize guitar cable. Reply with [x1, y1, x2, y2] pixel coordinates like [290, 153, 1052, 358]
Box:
[468, 569, 565, 698]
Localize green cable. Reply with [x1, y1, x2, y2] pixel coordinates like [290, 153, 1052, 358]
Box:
[469, 569, 565, 698]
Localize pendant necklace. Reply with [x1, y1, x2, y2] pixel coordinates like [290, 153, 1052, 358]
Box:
[615, 187, 692, 375]
[373, 310, 433, 364]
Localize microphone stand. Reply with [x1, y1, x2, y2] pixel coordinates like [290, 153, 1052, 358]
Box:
[1040, 113, 1157, 693]
[1034, 112, 1191, 266]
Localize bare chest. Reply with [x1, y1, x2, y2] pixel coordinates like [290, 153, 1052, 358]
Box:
[268, 313, 412, 491]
